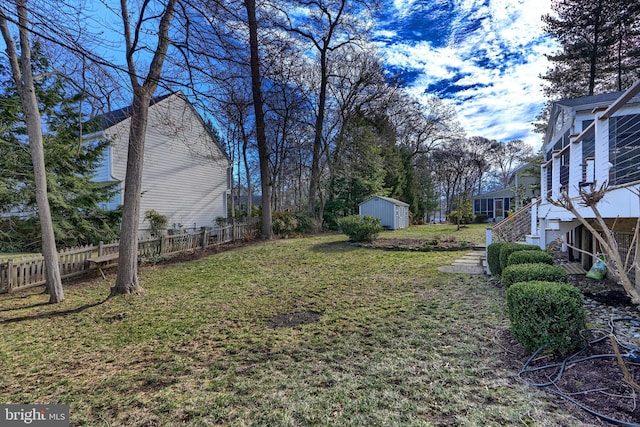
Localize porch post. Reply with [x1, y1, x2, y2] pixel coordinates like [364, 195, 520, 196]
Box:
[530, 198, 538, 235]
[552, 152, 561, 200]
[568, 136, 582, 198]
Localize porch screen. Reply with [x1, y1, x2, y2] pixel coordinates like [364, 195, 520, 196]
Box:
[609, 113, 640, 185]
[582, 120, 595, 183]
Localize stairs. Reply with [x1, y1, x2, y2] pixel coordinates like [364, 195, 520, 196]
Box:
[438, 247, 485, 275]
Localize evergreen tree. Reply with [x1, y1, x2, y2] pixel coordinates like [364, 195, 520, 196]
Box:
[542, 0, 640, 100]
[324, 113, 387, 228]
[0, 48, 121, 252]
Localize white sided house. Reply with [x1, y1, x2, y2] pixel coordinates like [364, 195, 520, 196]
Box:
[359, 196, 409, 230]
[86, 92, 231, 235]
[488, 81, 640, 288]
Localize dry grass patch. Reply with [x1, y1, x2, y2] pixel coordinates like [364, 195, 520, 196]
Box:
[0, 234, 594, 425]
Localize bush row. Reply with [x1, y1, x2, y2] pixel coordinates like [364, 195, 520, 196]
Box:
[487, 242, 540, 276]
[488, 242, 586, 356]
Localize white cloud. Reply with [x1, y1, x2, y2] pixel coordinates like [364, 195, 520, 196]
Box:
[382, 0, 554, 150]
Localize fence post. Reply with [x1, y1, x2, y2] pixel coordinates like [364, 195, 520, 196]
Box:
[7, 259, 14, 293]
[232, 220, 237, 242]
[98, 241, 104, 257]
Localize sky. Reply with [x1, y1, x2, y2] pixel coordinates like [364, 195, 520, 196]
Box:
[375, 0, 556, 149]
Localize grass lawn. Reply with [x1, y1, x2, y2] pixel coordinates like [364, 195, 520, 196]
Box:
[0, 234, 588, 426]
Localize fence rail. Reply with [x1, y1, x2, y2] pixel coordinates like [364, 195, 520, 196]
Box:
[0, 218, 260, 294]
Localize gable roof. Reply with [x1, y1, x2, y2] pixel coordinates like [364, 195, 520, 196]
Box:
[360, 196, 409, 207]
[555, 91, 627, 109]
[93, 92, 174, 129]
[89, 91, 230, 163]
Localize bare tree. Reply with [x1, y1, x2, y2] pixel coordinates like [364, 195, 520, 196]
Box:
[0, 0, 64, 303]
[392, 94, 461, 158]
[490, 139, 533, 188]
[244, 0, 273, 238]
[113, 0, 178, 295]
[549, 183, 640, 303]
[273, 0, 376, 218]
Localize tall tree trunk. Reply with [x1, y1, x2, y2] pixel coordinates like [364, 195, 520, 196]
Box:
[245, 0, 272, 238]
[241, 131, 252, 216]
[113, 90, 151, 294]
[113, 0, 177, 295]
[307, 49, 328, 218]
[587, 0, 604, 96]
[0, 0, 64, 303]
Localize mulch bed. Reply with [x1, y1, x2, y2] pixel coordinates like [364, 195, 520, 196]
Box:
[497, 246, 640, 426]
[361, 237, 474, 251]
[498, 325, 640, 426]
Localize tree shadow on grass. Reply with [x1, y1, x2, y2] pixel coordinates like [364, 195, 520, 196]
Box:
[0, 295, 112, 324]
[309, 240, 361, 253]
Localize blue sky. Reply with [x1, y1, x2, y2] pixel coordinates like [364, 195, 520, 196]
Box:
[375, 0, 555, 149]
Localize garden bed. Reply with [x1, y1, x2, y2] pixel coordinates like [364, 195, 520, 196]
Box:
[361, 237, 477, 252]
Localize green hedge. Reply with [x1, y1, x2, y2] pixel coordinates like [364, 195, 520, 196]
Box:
[487, 242, 507, 276]
[499, 243, 541, 274]
[507, 250, 554, 267]
[339, 215, 383, 243]
[501, 263, 568, 288]
[507, 281, 586, 355]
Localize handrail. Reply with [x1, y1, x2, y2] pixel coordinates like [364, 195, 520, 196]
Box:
[491, 200, 534, 231]
[490, 199, 537, 243]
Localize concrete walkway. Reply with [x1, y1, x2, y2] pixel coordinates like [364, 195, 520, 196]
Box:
[437, 249, 486, 275]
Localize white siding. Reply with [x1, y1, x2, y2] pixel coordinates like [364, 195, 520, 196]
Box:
[105, 94, 230, 232]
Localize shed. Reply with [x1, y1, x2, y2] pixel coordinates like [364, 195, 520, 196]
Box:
[359, 196, 410, 230]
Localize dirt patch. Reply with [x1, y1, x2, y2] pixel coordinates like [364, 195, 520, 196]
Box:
[499, 328, 640, 426]
[362, 238, 473, 252]
[265, 311, 323, 328]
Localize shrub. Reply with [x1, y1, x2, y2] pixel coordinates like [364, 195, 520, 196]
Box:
[487, 242, 507, 276]
[507, 250, 554, 267]
[501, 263, 568, 288]
[292, 213, 317, 234]
[144, 210, 168, 237]
[474, 214, 490, 223]
[499, 243, 540, 273]
[507, 281, 586, 355]
[339, 215, 383, 243]
[447, 210, 474, 225]
[272, 212, 317, 236]
[272, 212, 298, 236]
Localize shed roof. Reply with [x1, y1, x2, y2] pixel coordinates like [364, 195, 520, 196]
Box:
[360, 196, 409, 207]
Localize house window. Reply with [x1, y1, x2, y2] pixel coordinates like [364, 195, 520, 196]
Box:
[609, 113, 640, 185]
[473, 198, 494, 218]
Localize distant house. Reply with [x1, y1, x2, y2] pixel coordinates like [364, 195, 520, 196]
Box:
[84, 92, 231, 235]
[359, 196, 409, 230]
[473, 162, 538, 222]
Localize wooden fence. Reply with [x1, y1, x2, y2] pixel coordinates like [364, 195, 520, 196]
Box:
[0, 218, 260, 294]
